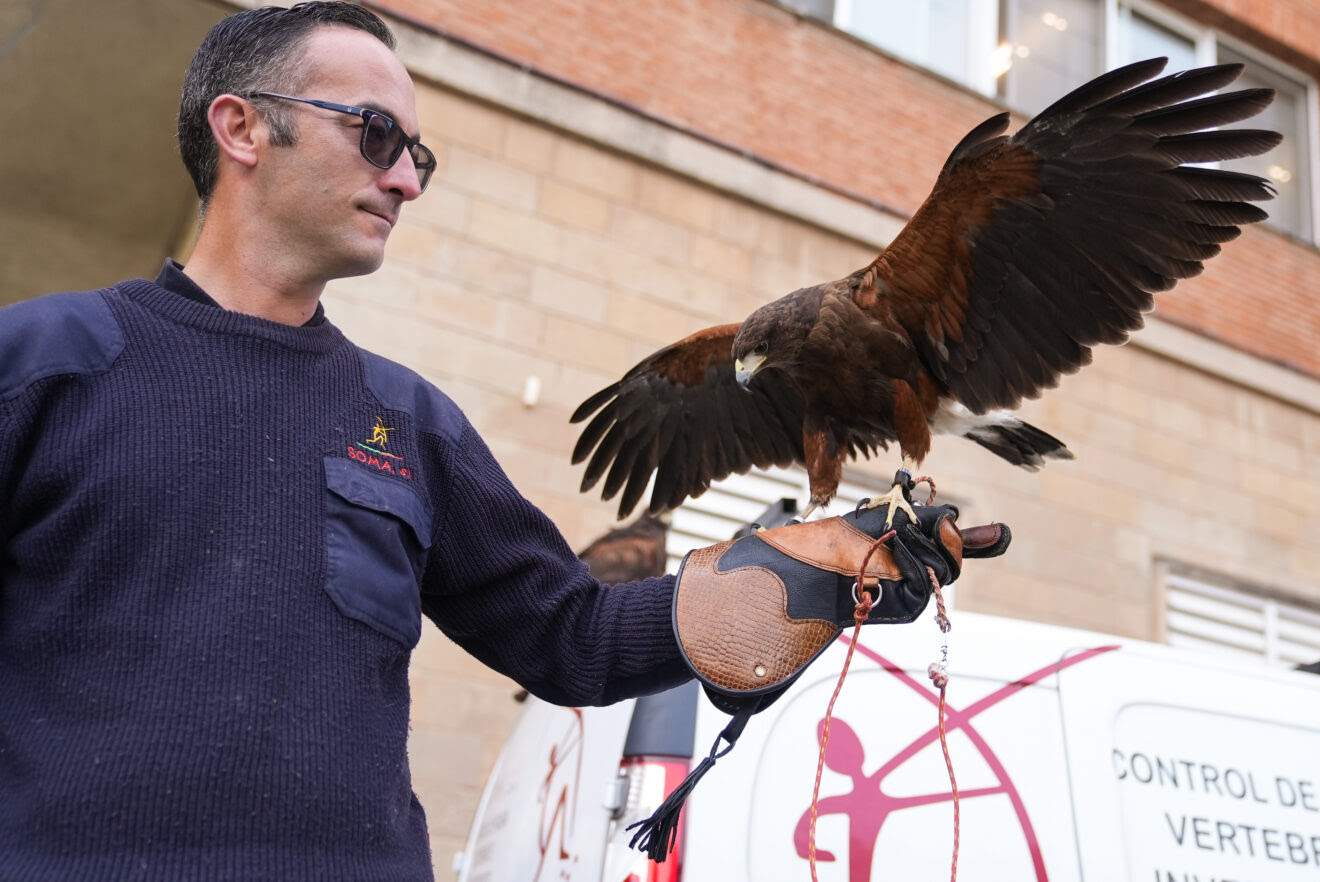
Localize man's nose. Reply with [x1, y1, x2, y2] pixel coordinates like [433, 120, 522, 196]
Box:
[380, 148, 424, 201]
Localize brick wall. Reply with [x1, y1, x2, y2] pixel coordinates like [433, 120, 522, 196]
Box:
[373, 0, 1320, 379]
[322, 78, 1320, 879]
[1163, 0, 1320, 79]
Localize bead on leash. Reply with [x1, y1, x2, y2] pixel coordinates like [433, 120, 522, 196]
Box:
[918, 471, 959, 882]
[926, 566, 959, 882]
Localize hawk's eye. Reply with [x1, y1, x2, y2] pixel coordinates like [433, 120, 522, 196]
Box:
[753, 341, 769, 355]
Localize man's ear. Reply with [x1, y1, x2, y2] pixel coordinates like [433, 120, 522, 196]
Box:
[207, 94, 262, 170]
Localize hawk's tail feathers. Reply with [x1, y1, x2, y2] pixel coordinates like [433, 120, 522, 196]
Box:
[963, 419, 1073, 471]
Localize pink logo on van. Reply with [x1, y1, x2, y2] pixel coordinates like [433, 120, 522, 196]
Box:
[792, 642, 1118, 881]
[535, 708, 584, 881]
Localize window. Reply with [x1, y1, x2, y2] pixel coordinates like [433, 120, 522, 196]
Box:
[1000, 0, 1105, 115]
[829, 0, 1318, 242]
[834, 0, 999, 94]
[1114, 6, 1197, 70]
[1163, 568, 1320, 669]
[1216, 46, 1314, 241]
[1112, 4, 1315, 240]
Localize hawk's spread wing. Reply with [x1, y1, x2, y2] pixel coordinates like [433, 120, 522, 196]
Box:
[865, 58, 1279, 413]
[570, 324, 807, 518]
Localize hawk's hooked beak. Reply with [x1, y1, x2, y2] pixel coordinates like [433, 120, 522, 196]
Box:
[734, 352, 766, 388]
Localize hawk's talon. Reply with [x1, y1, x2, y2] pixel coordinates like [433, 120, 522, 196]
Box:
[859, 482, 918, 529]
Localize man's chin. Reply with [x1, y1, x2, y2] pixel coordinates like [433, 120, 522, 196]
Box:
[327, 242, 387, 280]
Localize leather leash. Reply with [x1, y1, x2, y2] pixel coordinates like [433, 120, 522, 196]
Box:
[808, 478, 959, 882]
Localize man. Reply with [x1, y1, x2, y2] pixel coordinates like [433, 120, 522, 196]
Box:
[0, 4, 691, 879]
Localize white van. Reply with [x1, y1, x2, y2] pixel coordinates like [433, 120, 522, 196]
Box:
[454, 603, 1320, 882]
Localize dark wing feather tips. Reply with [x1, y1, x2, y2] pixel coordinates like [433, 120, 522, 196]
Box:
[570, 324, 807, 518]
[870, 57, 1278, 415]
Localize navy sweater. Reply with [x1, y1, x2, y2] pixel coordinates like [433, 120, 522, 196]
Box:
[0, 278, 687, 881]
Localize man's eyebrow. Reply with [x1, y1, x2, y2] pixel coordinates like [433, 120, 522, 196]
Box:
[358, 100, 422, 140]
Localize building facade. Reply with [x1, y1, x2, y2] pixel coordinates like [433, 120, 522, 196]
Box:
[4, 0, 1318, 876]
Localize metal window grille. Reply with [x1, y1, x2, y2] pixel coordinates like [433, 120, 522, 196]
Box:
[1163, 570, 1320, 669]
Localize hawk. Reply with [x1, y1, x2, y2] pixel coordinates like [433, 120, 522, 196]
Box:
[571, 58, 1279, 523]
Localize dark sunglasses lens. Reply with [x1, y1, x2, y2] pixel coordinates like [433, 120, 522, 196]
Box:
[361, 114, 402, 168]
[409, 143, 437, 192]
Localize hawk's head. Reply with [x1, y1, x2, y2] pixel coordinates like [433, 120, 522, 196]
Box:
[732, 286, 821, 388]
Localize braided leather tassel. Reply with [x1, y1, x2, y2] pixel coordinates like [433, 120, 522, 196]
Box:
[626, 711, 749, 861]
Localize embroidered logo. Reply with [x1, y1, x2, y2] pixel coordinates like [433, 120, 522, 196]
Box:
[364, 417, 395, 452]
[347, 416, 412, 479]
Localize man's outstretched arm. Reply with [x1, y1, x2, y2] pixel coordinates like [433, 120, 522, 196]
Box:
[419, 419, 690, 707]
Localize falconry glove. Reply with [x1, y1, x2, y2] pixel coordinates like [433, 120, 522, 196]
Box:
[628, 495, 1011, 861]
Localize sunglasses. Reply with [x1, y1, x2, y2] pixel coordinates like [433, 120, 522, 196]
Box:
[248, 92, 436, 192]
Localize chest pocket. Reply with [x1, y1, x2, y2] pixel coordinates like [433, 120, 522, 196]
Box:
[322, 456, 432, 648]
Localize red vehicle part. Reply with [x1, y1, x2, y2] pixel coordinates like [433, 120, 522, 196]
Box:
[618, 755, 690, 882]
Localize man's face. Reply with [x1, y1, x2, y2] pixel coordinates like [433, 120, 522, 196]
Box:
[257, 26, 425, 281]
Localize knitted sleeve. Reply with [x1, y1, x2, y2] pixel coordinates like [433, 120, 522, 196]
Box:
[0, 399, 14, 548]
[0, 290, 123, 548]
[0, 383, 49, 553]
[418, 422, 690, 707]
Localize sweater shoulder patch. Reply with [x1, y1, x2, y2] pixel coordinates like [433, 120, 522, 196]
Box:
[357, 348, 466, 442]
[0, 290, 125, 401]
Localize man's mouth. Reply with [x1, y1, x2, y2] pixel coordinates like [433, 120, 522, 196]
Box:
[361, 207, 397, 228]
